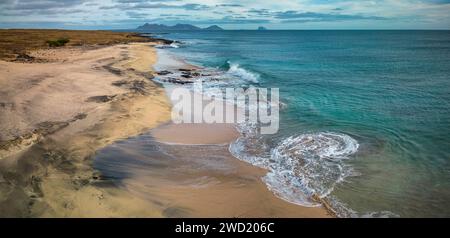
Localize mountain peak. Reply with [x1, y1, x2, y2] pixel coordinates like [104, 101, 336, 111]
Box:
[204, 25, 224, 31]
[136, 23, 223, 31]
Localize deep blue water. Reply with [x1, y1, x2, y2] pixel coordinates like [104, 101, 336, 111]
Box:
[146, 30, 450, 217]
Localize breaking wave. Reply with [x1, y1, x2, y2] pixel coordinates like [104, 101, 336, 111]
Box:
[169, 42, 180, 48]
[230, 129, 360, 207]
[155, 42, 181, 49]
[225, 61, 259, 83]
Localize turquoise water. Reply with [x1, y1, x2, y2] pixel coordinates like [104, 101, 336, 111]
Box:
[147, 30, 450, 217]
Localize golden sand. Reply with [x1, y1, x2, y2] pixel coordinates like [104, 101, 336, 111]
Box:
[0, 40, 331, 217]
[0, 42, 171, 217]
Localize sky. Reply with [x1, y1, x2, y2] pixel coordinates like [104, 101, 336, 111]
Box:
[1, 0, 450, 29]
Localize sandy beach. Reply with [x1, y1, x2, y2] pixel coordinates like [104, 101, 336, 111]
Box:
[1, 0, 449, 221]
[0, 31, 331, 217]
[0, 39, 172, 216]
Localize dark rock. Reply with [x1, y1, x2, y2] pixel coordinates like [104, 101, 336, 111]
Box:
[73, 113, 87, 120]
[164, 77, 193, 84]
[153, 38, 176, 45]
[0, 102, 14, 109]
[137, 72, 154, 80]
[181, 74, 192, 79]
[102, 65, 122, 76]
[157, 70, 173, 76]
[130, 80, 148, 94]
[180, 70, 200, 78]
[35, 121, 70, 135]
[86, 95, 116, 103]
[14, 53, 35, 62]
[203, 78, 220, 82]
[112, 80, 128, 87]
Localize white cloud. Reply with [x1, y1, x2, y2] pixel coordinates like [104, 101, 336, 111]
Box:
[0, 0, 449, 29]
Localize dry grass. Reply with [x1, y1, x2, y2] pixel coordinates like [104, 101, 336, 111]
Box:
[0, 29, 153, 61]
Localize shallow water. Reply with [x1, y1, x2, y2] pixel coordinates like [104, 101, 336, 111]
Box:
[110, 30, 450, 217]
[93, 132, 329, 217]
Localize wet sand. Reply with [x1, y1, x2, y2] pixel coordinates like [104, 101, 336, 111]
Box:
[93, 50, 332, 217]
[152, 123, 239, 145]
[0, 40, 332, 217]
[95, 132, 331, 217]
[0, 42, 171, 217]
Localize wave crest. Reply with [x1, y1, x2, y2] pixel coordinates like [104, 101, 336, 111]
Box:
[169, 42, 180, 48]
[226, 61, 259, 83]
[155, 42, 181, 49]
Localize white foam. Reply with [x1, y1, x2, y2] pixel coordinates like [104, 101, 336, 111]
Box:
[169, 42, 180, 48]
[154, 49, 191, 71]
[325, 196, 400, 217]
[155, 42, 180, 49]
[230, 130, 360, 207]
[153, 42, 396, 217]
[275, 132, 359, 161]
[226, 61, 259, 83]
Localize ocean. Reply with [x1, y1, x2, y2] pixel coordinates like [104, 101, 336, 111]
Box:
[110, 30, 450, 217]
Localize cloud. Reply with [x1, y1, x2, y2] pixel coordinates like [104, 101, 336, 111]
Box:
[100, 2, 211, 11]
[161, 17, 271, 25]
[216, 4, 243, 7]
[115, 0, 181, 2]
[182, 3, 210, 10]
[247, 8, 272, 16]
[126, 11, 148, 19]
[1, 0, 450, 29]
[0, 0, 88, 16]
[424, 0, 450, 3]
[275, 11, 388, 22]
[3, 0, 87, 10]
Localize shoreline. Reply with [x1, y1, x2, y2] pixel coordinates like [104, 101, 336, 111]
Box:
[94, 48, 333, 217]
[0, 31, 332, 217]
[0, 39, 172, 216]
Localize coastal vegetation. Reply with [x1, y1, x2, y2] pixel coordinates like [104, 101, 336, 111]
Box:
[46, 38, 70, 47]
[0, 29, 152, 61]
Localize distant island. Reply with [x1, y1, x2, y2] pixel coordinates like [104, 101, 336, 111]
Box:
[258, 26, 268, 30]
[137, 23, 224, 31]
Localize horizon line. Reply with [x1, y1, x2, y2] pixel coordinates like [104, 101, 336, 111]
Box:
[1, 28, 450, 31]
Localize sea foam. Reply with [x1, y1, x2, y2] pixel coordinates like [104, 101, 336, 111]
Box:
[230, 129, 359, 207]
[155, 42, 181, 49]
[226, 61, 259, 83]
[169, 42, 180, 48]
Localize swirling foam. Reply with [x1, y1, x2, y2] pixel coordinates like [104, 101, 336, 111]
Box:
[230, 130, 359, 207]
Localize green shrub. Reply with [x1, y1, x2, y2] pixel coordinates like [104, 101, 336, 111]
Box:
[46, 38, 70, 47]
